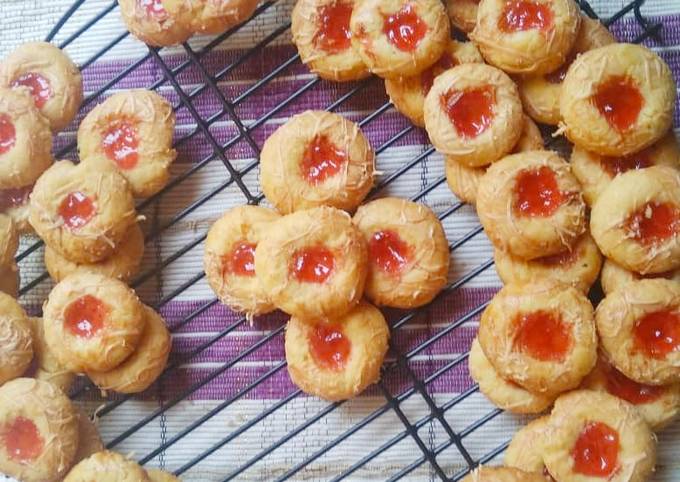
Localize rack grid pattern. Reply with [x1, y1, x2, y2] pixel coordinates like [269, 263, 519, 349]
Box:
[16, 0, 664, 480]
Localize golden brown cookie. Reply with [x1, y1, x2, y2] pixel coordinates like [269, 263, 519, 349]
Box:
[0, 42, 82, 132]
[560, 43, 676, 156]
[0, 294, 32, 386]
[353, 197, 449, 308]
[504, 416, 551, 475]
[118, 0, 192, 47]
[260, 110, 374, 214]
[29, 158, 137, 264]
[285, 300, 389, 401]
[43, 273, 145, 373]
[600, 259, 680, 296]
[78, 89, 177, 198]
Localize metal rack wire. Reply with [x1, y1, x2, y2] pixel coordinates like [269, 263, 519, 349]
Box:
[15, 0, 664, 480]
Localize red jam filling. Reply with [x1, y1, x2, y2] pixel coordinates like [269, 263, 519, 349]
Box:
[383, 3, 427, 52]
[625, 201, 680, 246]
[633, 309, 680, 360]
[420, 53, 456, 95]
[314, 1, 353, 54]
[64, 294, 107, 339]
[224, 242, 256, 277]
[58, 191, 95, 230]
[440, 86, 495, 139]
[498, 0, 554, 33]
[309, 323, 351, 371]
[1, 416, 44, 463]
[572, 422, 620, 477]
[545, 52, 576, 84]
[301, 134, 347, 185]
[11, 72, 52, 109]
[514, 310, 571, 362]
[535, 247, 578, 267]
[603, 362, 664, 404]
[600, 150, 652, 177]
[0, 114, 16, 156]
[290, 246, 335, 283]
[513, 166, 565, 217]
[139, 0, 168, 19]
[369, 229, 411, 275]
[592, 76, 643, 132]
[0, 185, 32, 210]
[102, 119, 139, 170]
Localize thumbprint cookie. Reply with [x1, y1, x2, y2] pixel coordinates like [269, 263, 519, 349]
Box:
[461, 466, 547, 482]
[600, 259, 680, 296]
[0, 378, 79, 482]
[147, 469, 181, 482]
[0, 294, 32, 386]
[25, 317, 74, 394]
[478, 282, 597, 395]
[204, 205, 280, 317]
[596, 279, 680, 386]
[469, 338, 555, 414]
[44, 222, 145, 283]
[163, 0, 259, 35]
[291, 0, 369, 81]
[118, 0, 192, 47]
[0, 88, 52, 190]
[493, 233, 602, 294]
[518, 16, 615, 126]
[260, 110, 374, 214]
[445, 116, 543, 205]
[285, 300, 389, 401]
[385, 40, 484, 127]
[470, 0, 581, 75]
[255, 206, 367, 320]
[350, 0, 450, 79]
[424, 64, 524, 167]
[504, 416, 551, 475]
[581, 356, 680, 431]
[560, 43, 676, 157]
[87, 305, 171, 394]
[571, 132, 680, 207]
[42, 273, 145, 373]
[353, 197, 449, 308]
[543, 390, 656, 482]
[29, 158, 137, 264]
[63, 451, 150, 482]
[477, 150, 586, 260]
[446, 0, 478, 33]
[590, 166, 680, 275]
[0, 42, 83, 132]
[78, 89, 177, 198]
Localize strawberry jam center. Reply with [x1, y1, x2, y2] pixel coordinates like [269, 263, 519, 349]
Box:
[625, 201, 680, 246]
[64, 294, 107, 339]
[301, 134, 347, 185]
[592, 76, 643, 132]
[102, 119, 139, 170]
[314, 1, 353, 53]
[600, 150, 652, 177]
[309, 323, 351, 371]
[11, 72, 52, 109]
[420, 53, 456, 95]
[383, 3, 427, 52]
[513, 166, 565, 217]
[514, 310, 571, 362]
[572, 422, 620, 477]
[0, 114, 16, 156]
[604, 362, 664, 404]
[58, 192, 95, 230]
[1, 416, 44, 463]
[633, 309, 680, 360]
[499, 0, 554, 33]
[369, 229, 411, 275]
[440, 86, 495, 139]
[0, 185, 31, 210]
[224, 242, 256, 277]
[291, 246, 335, 283]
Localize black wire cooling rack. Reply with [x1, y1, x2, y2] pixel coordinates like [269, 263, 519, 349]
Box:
[12, 0, 665, 480]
